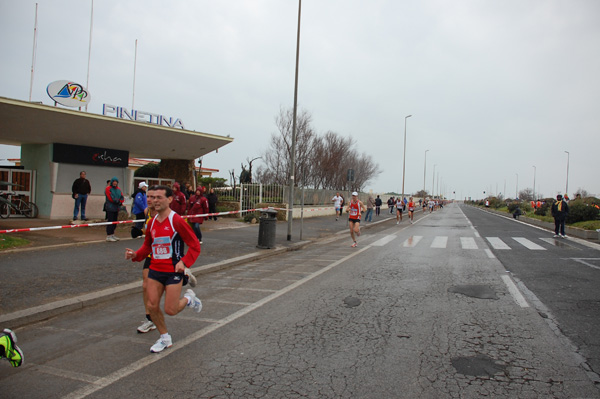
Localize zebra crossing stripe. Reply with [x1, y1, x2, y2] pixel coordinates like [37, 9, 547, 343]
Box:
[512, 237, 546, 250]
[460, 237, 478, 249]
[430, 236, 448, 248]
[402, 236, 423, 247]
[486, 237, 511, 250]
[372, 235, 397, 247]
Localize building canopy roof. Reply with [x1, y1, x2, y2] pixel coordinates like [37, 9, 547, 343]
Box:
[0, 97, 233, 160]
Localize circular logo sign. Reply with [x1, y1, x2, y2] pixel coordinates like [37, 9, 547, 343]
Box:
[46, 80, 91, 108]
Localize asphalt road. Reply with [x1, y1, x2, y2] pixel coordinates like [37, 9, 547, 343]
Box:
[462, 204, 600, 381]
[1, 203, 599, 398]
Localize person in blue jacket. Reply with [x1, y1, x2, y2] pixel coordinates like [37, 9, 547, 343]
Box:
[131, 182, 148, 238]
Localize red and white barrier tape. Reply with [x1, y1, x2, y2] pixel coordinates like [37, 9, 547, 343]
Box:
[0, 207, 289, 234]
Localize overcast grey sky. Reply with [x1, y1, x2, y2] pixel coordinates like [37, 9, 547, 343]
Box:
[1, 0, 599, 199]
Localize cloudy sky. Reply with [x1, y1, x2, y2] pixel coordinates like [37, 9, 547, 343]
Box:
[1, 0, 599, 199]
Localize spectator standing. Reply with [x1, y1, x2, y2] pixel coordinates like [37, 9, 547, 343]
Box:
[188, 187, 209, 244]
[551, 194, 569, 238]
[365, 195, 375, 222]
[387, 197, 394, 214]
[375, 195, 382, 217]
[170, 182, 187, 215]
[105, 177, 124, 242]
[207, 188, 218, 221]
[131, 182, 148, 238]
[72, 171, 91, 221]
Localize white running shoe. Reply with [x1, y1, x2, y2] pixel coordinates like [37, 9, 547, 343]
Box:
[113, 235, 120, 241]
[561, 234, 568, 238]
[185, 268, 197, 287]
[184, 289, 203, 313]
[553, 234, 560, 238]
[150, 335, 172, 353]
[137, 320, 156, 334]
[106, 235, 117, 242]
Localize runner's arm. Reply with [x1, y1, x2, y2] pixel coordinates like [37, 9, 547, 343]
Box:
[131, 233, 152, 262]
[174, 216, 201, 267]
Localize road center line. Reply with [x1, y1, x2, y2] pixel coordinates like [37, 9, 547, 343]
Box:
[63, 245, 371, 399]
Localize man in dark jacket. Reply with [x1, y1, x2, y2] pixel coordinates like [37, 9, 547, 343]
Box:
[72, 171, 91, 220]
[105, 177, 124, 242]
[207, 188, 218, 220]
[551, 194, 569, 238]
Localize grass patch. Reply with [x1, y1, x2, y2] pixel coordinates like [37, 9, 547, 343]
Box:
[571, 220, 600, 231]
[0, 234, 30, 250]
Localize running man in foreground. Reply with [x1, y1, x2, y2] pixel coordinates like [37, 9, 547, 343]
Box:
[0, 329, 23, 367]
[346, 191, 366, 248]
[125, 185, 202, 353]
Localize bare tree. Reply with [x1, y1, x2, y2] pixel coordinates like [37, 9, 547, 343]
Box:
[518, 188, 533, 201]
[257, 107, 380, 191]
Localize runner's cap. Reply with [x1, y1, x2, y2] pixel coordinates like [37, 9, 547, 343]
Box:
[138, 182, 148, 188]
[352, 191, 358, 196]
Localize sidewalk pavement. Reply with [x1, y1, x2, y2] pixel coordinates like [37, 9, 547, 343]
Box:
[0, 212, 397, 328]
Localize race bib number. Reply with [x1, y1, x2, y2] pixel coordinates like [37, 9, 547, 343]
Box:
[350, 208, 358, 217]
[152, 236, 172, 259]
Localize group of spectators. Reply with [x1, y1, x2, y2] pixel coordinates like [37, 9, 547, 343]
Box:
[71, 171, 219, 243]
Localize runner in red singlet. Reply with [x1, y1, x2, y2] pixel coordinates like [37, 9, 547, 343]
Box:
[346, 192, 366, 248]
[408, 196, 415, 223]
[125, 185, 202, 353]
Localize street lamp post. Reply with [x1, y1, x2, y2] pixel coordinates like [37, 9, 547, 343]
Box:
[401, 115, 412, 199]
[286, 0, 302, 241]
[432, 164, 436, 199]
[564, 151, 570, 196]
[423, 149, 429, 194]
[532, 165, 536, 201]
[515, 173, 518, 199]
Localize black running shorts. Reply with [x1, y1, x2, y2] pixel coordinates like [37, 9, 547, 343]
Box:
[148, 269, 185, 286]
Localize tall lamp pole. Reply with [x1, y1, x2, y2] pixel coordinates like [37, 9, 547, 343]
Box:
[532, 165, 536, 201]
[401, 115, 412, 199]
[564, 151, 570, 196]
[515, 173, 518, 199]
[432, 164, 436, 198]
[423, 149, 429, 194]
[287, 0, 302, 241]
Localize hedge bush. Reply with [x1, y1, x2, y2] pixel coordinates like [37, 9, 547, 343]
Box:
[566, 201, 600, 224]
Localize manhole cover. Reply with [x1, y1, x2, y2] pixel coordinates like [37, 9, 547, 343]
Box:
[448, 285, 498, 300]
[343, 296, 361, 308]
[451, 354, 505, 377]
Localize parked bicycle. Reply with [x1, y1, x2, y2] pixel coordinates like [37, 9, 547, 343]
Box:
[0, 192, 39, 218]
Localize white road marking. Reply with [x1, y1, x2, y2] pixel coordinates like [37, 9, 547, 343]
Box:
[501, 275, 529, 308]
[474, 231, 480, 238]
[486, 237, 511, 250]
[513, 237, 546, 250]
[485, 249, 495, 258]
[460, 237, 478, 249]
[33, 364, 100, 384]
[430, 236, 448, 248]
[371, 234, 397, 247]
[63, 246, 372, 399]
[402, 236, 423, 247]
[571, 258, 600, 271]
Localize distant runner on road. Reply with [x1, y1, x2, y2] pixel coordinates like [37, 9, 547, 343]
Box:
[332, 192, 343, 221]
[408, 197, 415, 223]
[346, 192, 366, 248]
